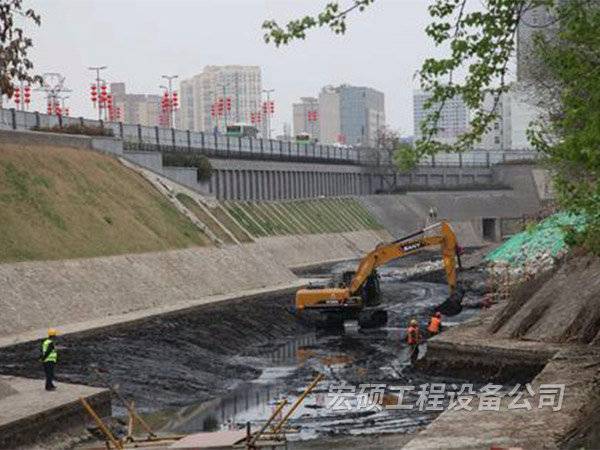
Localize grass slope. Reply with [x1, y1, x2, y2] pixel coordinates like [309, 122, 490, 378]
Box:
[0, 144, 207, 263]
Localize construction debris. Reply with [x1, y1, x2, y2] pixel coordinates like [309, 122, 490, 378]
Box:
[486, 212, 585, 268]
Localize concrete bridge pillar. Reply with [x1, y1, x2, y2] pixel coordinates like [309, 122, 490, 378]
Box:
[259, 171, 266, 200]
[269, 171, 275, 200]
[277, 171, 283, 199]
[226, 170, 233, 200]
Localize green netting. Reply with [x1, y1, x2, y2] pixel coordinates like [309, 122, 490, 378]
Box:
[485, 213, 587, 266]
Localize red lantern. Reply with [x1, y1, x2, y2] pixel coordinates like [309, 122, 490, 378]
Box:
[90, 84, 98, 104]
[47, 101, 52, 114]
[256, 111, 262, 123]
[13, 87, 20, 105]
[262, 102, 268, 114]
[172, 92, 178, 109]
[269, 100, 275, 114]
[24, 85, 31, 105]
[99, 84, 107, 106]
[210, 104, 216, 117]
[226, 97, 231, 111]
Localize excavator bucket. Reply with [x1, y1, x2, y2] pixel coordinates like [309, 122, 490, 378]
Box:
[434, 284, 465, 316]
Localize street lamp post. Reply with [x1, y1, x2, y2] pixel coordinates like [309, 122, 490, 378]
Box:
[88, 66, 107, 120]
[161, 74, 178, 127]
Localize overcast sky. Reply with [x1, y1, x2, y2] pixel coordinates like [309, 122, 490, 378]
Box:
[26, 0, 484, 135]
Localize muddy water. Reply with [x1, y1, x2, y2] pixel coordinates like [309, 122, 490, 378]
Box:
[140, 260, 485, 445]
[0, 253, 486, 447]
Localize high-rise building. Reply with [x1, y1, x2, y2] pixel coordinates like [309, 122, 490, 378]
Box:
[292, 97, 320, 139]
[413, 91, 469, 144]
[478, 93, 511, 151]
[178, 65, 264, 134]
[516, 1, 565, 82]
[110, 82, 161, 127]
[318, 86, 341, 145]
[477, 86, 542, 151]
[317, 84, 385, 146]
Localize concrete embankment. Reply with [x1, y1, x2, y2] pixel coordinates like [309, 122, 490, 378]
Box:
[359, 164, 548, 246]
[0, 139, 389, 346]
[407, 252, 600, 448]
[0, 376, 110, 449]
[0, 228, 387, 347]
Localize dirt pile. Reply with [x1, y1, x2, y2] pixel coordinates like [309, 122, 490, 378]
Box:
[491, 254, 600, 344]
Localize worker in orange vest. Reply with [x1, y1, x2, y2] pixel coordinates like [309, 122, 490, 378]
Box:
[406, 319, 421, 364]
[427, 311, 443, 337]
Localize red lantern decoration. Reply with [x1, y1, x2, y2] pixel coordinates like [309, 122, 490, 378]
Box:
[171, 92, 178, 109]
[23, 85, 31, 105]
[13, 87, 20, 105]
[47, 101, 52, 115]
[90, 84, 98, 105]
[269, 100, 275, 114]
[210, 104, 216, 117]
[225, 97, 231, 111]
[99, 84, 107, 107]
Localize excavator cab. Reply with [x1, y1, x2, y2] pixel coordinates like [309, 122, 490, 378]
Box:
[360, 271, 382, 307]
[336, 270, 382, 307]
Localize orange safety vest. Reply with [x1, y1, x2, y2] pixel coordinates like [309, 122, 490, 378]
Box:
[427, 317, 441, 334]
[407, 326, 420, 345]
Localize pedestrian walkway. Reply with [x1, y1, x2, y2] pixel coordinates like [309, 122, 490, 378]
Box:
[0, 375, 110, 448]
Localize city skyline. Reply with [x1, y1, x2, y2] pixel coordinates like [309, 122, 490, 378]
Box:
[19, 0, 499, 137]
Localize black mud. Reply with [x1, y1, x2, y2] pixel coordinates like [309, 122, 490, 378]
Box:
[0, 252, 488, 445]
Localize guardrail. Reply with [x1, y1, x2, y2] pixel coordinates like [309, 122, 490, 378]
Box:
[0, 107, 539, 168]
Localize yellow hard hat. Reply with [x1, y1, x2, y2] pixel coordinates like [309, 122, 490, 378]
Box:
[48, 328, 58, 337]
[409, 319, 418, 326]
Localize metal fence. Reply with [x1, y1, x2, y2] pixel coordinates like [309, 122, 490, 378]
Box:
[0, 108, 539, 168]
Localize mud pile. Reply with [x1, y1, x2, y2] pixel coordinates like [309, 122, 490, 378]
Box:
[0, 294, 308, 410]
[491, 254, 600, 344]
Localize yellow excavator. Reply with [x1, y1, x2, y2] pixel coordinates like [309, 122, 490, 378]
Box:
[294, 221, 463, 328]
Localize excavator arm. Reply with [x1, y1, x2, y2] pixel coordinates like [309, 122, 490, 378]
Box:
[348, 221, 459, 296]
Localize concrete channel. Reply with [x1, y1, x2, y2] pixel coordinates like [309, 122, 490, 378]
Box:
[0, 252, 491, 449]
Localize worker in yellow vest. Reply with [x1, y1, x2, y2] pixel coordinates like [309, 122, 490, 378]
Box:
[41, 329, 58, 391]
[427, 312, 443, 336]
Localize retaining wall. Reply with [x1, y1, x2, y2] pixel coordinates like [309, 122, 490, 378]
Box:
[0, 128, 123, 155]
[359, 165, 544, 245]
[0, 229, 388, 343]
[256, 229, 390, 270]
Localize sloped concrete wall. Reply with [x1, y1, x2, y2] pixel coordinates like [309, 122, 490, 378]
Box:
[0, 245, 297, 339]
[256, 229, 391, 270]
[0, 229, 393, 341]
[359, 165, 543, 246]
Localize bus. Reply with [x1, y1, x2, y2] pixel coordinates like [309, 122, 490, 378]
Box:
[295, 133, 313, 144]
[225, 123, 259, 138]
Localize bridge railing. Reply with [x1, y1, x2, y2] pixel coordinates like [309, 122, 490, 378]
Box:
[0, 108, 538, 167]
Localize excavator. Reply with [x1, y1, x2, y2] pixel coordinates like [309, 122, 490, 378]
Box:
[294, 220, 464, 328]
